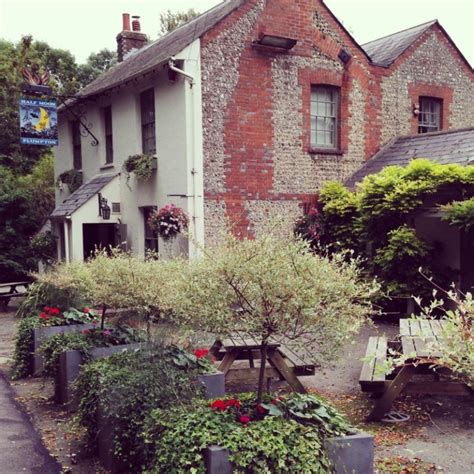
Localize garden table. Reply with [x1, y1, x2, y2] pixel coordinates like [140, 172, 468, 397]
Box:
[361, 319, 472, 421]
[0, 281, 30, 308]
[209, 334, 315, 393]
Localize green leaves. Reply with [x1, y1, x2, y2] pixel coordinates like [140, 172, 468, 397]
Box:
[441, 197, 474, 231]
[143, 393, 351, 473]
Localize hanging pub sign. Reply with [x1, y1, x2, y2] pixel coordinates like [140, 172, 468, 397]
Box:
[19, 97, 58, 146]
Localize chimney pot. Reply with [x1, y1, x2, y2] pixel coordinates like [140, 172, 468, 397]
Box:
[132, 15, 141, 32]
[122, 13, 131, 31]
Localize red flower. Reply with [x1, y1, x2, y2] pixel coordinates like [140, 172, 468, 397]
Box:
[210, 399, 227, 411]
[226, 399, 241, 409]
[49, 307, 61, 315]
[83, 308, 90, 313]
[194, 348, 209, 359]
[39, 312, 49, 320]
[82, 329, 91, 335]
[239, 415, 251, 424]
[256, 404, 267, 414]
[43, 306, 50, 312]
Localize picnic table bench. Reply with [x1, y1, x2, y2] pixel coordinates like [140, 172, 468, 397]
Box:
[210, 334, 315, 393]
[0, 281, 30, 308]
[360, 319, 472, 421]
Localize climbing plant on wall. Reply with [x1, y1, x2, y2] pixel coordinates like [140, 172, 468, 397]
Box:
[294, 159, 474, 309]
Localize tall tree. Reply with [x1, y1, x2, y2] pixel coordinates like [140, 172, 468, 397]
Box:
[158, 9, 200, 36]
[77, 49, 117, 88]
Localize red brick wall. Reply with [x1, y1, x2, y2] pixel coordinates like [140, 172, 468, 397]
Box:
[200, 0, 473, 240]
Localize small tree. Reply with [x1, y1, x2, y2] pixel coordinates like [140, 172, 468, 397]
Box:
[170, 233, 379, 402]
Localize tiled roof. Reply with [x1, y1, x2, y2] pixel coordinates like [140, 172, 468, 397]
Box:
[346, 128, 474, 188]
[75, 0, 245, 100]
[361, 20, 436, 67]
[51, 174, 117, 218]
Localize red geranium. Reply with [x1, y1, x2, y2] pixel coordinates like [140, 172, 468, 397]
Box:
[194, 348, 209, 359]
[39, 312, 49, 320]
[239, 415, 251, 425]
[83, 308, 90, 313]
[256, 404, 267, 414]
[210, 399, 227, 411]
[49, 307, 61, 315]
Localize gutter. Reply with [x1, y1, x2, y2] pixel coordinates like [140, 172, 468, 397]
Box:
[168, 58, 195, 86]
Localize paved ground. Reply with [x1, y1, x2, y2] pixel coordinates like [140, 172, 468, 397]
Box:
[305, 320, 474, 474]
[0, 307, 61, 474]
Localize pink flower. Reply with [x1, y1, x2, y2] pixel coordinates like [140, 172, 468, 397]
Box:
[83, 308, 90, 313]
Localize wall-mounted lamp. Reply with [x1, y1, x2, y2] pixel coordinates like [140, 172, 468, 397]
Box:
[254, 34, 297, 50]
[413, 103, 420, 116]
[98, 193, 111, 220]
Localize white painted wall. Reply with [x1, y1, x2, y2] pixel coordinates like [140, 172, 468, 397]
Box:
[53, 39, 204, 261]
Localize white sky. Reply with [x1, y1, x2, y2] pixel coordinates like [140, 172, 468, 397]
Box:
[0, 0, 473, 66]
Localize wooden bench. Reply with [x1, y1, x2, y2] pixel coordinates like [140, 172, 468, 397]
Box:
[359, 336, 389, 395]
[0, 281, 30, 308]
[210, 333, 315, 393]
[360, 321, 472, 421]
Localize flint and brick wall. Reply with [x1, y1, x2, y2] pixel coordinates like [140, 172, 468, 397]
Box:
[200, 0, 474, 242]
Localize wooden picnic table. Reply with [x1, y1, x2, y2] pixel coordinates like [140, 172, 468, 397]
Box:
[0, 281, 30, 308]
[360, 319, 472, 421]
[210, 333, 315, 393]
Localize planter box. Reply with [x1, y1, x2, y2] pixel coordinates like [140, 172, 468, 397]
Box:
[204, 433, 374, 474]
[198, 372, 225, 399]
[56, 343, 145, 409]
[32, 323, 95, 376]
[96, 371, 225, 473]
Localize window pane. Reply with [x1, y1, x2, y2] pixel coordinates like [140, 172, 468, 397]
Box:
[310, 86, 339, 148]
[140, 89, 156, 154]
[419, 97, 441, 134]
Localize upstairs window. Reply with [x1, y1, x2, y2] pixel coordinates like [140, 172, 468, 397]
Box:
[140, 88, 156, 155]
[311, 86, 339, 149]
[418, 97, 442, 134]
[102, 106, 113, 164]
[71, 121, 82, 170]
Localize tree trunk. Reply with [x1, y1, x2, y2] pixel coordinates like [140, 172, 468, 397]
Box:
[256, 342, 268, 404]
[100, 304, 107, 330]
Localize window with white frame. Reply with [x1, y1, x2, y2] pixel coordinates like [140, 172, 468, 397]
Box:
[310, 86, 339, 149]
[418, 97, 442, 134]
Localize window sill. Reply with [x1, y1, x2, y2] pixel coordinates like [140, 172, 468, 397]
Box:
[100, 164, 115, 171]
[308, 148, 344, 156]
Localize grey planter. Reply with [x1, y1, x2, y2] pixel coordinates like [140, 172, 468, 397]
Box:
[205, 432, 374, 474]
[56, 343, 145, 409]
[96, 371, 225, 473]
[198, 371, 225, 399]
[32, 323, 95, 376]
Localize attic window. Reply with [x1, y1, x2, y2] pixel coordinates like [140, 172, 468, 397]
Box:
[418, 97, 442, 134]
[254, 34, 297, 50]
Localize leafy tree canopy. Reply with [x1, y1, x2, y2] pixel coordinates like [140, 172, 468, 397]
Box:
[158, 9, 200, 35]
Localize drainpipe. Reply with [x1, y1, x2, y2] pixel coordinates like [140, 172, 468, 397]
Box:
[63, 220, 70, 263]
[168, 57, 195, 85]
[168, 56, 201, 257]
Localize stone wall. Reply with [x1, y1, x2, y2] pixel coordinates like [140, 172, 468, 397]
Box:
[200, 0, 473, 243]
[380, 29, 474, 144]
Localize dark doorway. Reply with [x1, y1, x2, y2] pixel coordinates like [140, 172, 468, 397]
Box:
[83, 224, 117, 259]
[460, 228, 474, 293]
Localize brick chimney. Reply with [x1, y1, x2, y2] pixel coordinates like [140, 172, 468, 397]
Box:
[116, 13, 148, 62]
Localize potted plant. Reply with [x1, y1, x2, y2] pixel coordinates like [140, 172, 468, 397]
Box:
[56, 169, 83, 193]
[123, 154, 157, 185]
[147, 204, 189, 241]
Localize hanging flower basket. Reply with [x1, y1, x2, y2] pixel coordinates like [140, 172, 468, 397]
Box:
[148, 204, 189, 240]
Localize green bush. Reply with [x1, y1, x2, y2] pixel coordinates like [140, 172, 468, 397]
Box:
[143, 393, 354, 473]
[11, 307, 98, 379]
[39, 325, 145, 376]
[16, 280, 88, 319]
[73, 346, 208, 468]
[295, 159, 474, 308]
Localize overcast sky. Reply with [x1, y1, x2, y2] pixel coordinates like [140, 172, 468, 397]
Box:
[0, 0, 472, 66]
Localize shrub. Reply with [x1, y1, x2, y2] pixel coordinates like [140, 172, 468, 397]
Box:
[123, 154, 155, 183]
[11, 307, 98, 379]
[39, 325, 145, 376]
[73, 346, 208, 468]
[168, 232, 378, 401]
[295, 159, 474, 308]
[143, 393, 355, 473]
